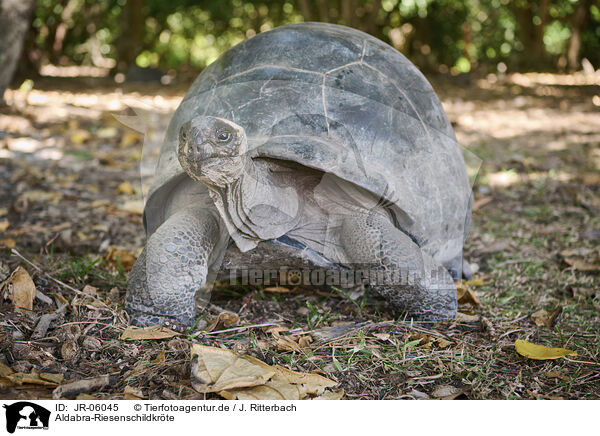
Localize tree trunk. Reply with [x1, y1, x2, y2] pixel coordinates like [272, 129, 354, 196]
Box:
[0, 0, 36, 104]
[297, 0, 313, 22]
[342, 0, 357, 27]
[316, 0, 329, 22]
[535, 0, 550, 59]
[365, 0, 382, 34]
[116, 0, 145, 72]
[567, 0, 592, 71]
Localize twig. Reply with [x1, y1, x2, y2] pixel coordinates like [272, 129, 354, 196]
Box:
[11, 248, 120, 318]
[193, 322, 281, 337]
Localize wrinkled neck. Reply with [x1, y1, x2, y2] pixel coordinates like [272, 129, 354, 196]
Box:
[202, 153, 256, 193]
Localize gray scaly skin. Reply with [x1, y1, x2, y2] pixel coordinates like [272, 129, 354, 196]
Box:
[125, 115, 457, 327]
[125, 206, 220, 327]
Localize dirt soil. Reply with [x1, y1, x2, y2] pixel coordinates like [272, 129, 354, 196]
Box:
[1, 71, 599, 400]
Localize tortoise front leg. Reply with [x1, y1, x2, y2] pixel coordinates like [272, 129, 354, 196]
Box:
[125, 206, 223, 327]
[340, 212, 457, 321]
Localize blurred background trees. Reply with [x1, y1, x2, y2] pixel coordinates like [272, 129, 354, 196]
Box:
[8, 0, 600, 83]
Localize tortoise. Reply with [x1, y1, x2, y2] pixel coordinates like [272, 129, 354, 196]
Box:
[125, 22, 473, 328]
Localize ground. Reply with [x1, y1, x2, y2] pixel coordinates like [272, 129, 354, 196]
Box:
[0, 70, 599, 400]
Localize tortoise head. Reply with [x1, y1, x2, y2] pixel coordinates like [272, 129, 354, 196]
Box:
[177, 116, 248, 188]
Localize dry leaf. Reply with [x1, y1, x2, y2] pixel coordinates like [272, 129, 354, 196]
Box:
[116, 181, 135, 195]
[97, 126, 119, 138]
[432, 384, 463, 399]
[472, 196, 493, 211]
[40, 373, 64, 384]
[8, 266, 36, 312]
[191, 345, 276, 392]
[118, 200, 144, 215]
[6, 371, 59, 386]
[0, 238, 16, 248]
[264, 286, 291, 293]
[530, 307, 562, 328]
[105, 246, 137, 271]
[152, 350, 166, 364]
[0, 362, 15, 378]
[455, 312, 479, 322]
[313, 388, 345, 400]
[123, 385, 145, 399]
[276, 337, 302, 352]
[82, 285, 98, 297]
[121, 325, 179, 340]
[560, 248, 600, 272]
[266, 326, 289, 339]
[515, 339, 577, 360]
[0, 220, 9, 232]
[191, 344, 340, 400]
[436, 338, 453, 348]
[456, 281, 482, 306]
[298, 335, 313, 348]
[121, 130, 142, 147]
[373, 333, 390, 341]
[206, 312, 240, 331]
[70, 129, 91, 144]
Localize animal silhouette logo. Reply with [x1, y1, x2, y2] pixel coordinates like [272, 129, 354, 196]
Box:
[3, 402, 50, 433]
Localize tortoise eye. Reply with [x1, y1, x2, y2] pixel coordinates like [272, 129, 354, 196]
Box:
[216, 129, 232, 143]
[179, 130, 188, 143]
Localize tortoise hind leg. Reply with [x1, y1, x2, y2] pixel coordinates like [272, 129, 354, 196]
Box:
[340, 212, 457, 321]
[125, 206, 222, 327]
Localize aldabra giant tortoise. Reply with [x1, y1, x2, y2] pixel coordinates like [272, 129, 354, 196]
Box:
[125, 22, 473, 327]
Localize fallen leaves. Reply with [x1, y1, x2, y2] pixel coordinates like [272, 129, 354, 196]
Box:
[104, 246, 137, 271]
[456, 281, 482, 306]
[560, 248, 600, 272]
[515, 339, 577, 360]
[530, 307, 562, 328]
[4, 266, 36, 312]
[0, 361, 64, 387]
[116, 181, 135, 195]
[190, 344, 342, 400]
[121, 325, 179, 340]
[206, 312, 240, 331]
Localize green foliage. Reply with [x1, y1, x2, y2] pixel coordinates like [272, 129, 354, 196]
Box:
[27, 0, 600, 74]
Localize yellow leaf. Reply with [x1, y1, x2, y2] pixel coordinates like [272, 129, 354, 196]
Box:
[97, 127, 119, 138]
[8, 266, 36, 312]
[70, 129, 91, 144]
[116, 181, 135, 195]
[121, 325, 179, 340]
[121, 130, 142, 147]
[515, 339, 577, 360]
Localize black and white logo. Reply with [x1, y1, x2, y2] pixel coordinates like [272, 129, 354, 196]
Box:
[3, 402, 50, 433]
